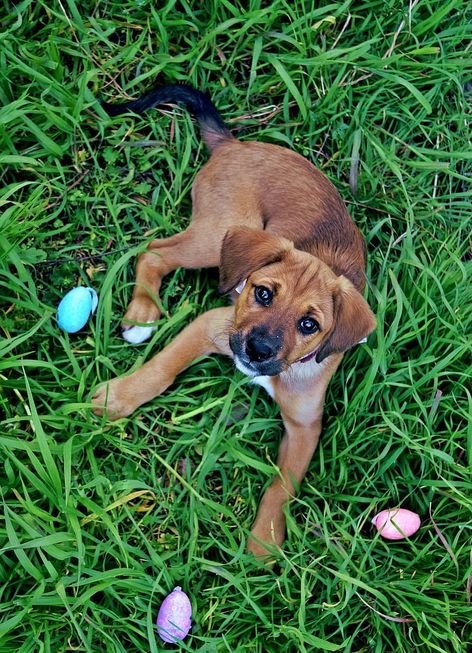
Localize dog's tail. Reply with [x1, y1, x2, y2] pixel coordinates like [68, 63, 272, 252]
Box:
[101, 83, 233, 151]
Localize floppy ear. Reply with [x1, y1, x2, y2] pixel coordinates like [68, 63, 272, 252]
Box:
[316, 276, 376, 363]
[218, 227, 293, 293]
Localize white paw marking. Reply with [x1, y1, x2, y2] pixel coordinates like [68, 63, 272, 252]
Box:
[122, 324, 156, 344]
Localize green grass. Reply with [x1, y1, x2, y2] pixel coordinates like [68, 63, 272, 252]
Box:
[1, 0, 471, 650]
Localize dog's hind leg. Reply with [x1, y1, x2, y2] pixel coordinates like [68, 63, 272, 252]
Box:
[122, 226, 221, 343]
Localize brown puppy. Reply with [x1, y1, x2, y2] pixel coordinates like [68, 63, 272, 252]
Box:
[93, 84, 376, 558]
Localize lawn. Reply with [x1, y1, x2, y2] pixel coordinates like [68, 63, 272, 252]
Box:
[1, 0, 471, 651]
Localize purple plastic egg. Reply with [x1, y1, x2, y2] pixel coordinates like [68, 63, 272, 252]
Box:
[157, 586, 192, 644]
[372, 508, 421, 540]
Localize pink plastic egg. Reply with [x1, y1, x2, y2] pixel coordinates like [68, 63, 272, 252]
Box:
[157, 586, 192, 643]
[372, 508, 421, 540]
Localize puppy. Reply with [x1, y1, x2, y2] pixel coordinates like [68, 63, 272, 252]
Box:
[93, 83, 376, 558]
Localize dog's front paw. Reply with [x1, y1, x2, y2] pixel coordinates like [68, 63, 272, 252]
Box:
[122, 297, 160, 343]
[247, 535, 279, 562]
[92, 377, 138, 420]
[122, 323, 156, 344]
[247, 512, 285, 562]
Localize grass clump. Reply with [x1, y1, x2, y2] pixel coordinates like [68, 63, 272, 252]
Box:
[1, 0, 471, 651]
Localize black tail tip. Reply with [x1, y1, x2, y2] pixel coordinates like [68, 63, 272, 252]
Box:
[99, 98, 127, 117]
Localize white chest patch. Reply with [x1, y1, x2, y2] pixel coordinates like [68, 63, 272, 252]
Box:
[252, 375, 275, 398]
[273, 358, 327, 397]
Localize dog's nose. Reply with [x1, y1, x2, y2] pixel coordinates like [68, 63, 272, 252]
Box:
[246, 336, 276, 362]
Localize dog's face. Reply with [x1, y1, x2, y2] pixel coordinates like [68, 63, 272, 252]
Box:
[219, 227, 376, 377]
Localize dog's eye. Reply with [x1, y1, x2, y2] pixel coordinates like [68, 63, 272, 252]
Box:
[254, 285, 273, 306]
[298, 317, 320, 335]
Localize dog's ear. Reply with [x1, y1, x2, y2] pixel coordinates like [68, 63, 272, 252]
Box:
[316, 276, 376, 363]
[218, 227, 293, 293]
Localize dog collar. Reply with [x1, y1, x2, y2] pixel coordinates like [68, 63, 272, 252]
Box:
[296, 348, 319, 364]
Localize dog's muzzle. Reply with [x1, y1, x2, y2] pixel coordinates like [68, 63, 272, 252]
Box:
[230, 328, 284, 376]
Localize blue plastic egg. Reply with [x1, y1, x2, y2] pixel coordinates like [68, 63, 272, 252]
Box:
[57, 287, 98, 333]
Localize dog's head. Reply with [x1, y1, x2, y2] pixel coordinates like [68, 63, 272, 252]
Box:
[219, 227, 376, 377]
